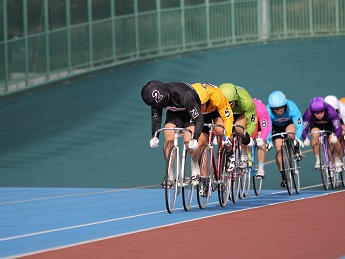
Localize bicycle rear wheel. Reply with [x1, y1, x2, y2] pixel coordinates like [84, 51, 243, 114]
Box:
[319, 141, 330, 190]
[217, 148, 230, 207]
[182, 149, 194, 211]
[282, 143, 293, 195]
[251, 145, 263, 196]
[197, 146, 212, 209]
[165, 146, 178, 213]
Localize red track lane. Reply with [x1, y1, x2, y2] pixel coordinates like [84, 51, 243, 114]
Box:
[18, 191, 345, 259]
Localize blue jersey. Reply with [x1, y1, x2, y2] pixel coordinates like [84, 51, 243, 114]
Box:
[266, 100, 304, 140]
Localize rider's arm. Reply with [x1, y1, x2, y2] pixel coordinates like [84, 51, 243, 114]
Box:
[287, 100, 304, 140]
[301, 109, 312, 140]
[254, 99, 271, 141]
[266, 105, 274, 141]
[328, 106, 342, 138]
[244, 103, 257, 137]
[185, 92, 204, 140]
[211, 91, 234, 137]
[151, 106, 163, 137]
[338, 101, 345, 125]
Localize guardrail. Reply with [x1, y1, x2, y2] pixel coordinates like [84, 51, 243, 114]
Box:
[1, 0, 344, 96]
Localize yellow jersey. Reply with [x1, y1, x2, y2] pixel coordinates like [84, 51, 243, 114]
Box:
[204, 84, 234, 137]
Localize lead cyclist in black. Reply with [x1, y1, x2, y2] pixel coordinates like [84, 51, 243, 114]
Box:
[141, 80, 204, 185]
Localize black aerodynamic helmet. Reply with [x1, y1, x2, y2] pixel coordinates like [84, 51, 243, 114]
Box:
[141, 80, 169, 108]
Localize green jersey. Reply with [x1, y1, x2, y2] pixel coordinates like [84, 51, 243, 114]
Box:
[232, 86, 257, 136]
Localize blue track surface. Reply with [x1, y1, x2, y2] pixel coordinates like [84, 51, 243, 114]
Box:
[1, 186, 344, 258]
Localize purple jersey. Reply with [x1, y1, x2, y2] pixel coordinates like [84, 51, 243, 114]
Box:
[302, 103, 342, 140]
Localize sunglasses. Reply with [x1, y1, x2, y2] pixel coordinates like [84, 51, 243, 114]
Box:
[313, 111, 323, 115]
[273, 106, 284, 111]
[229, 101, 235, 106]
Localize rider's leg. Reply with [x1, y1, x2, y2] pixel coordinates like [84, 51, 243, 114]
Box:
[310, 128, 321, 170]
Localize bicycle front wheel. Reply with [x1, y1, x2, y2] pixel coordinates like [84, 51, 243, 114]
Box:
[231, 168, 241, 203]
[217, 148, 230, 207]
[282, 143, 293, 195]
[165, 146, 178, 213]
[328, 150, 337, 189]
[230, 143, 241, 203]
[292, 158, 301, 194]
[197, 146, 212, 209]
[240, 167, 251, 198]
[251, 145, 263, 196]
[319, 141, 329, 190]
[341, 152, 345, 187]
[182, 149, 194, 211]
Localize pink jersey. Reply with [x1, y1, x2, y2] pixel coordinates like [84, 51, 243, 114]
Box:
[253, 98, 271, 141]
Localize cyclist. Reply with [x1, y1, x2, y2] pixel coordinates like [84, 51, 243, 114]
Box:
[302, 97, 342, 173]
[191, 83, 234, 172]
[340, 97, 345, 105]
[141, 80, 204, 185]
[266, 90, 304, 188]
[220, 83, 257, 168]
[324, 95, 345, 145]
[251, 98, 272, 177]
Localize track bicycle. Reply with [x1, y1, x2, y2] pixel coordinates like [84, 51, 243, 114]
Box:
[249, 137, 264, 196]
[197, 123, 231, 208]
[308, 130, 338, 190]
[153, 127, 195, 213]
[270, 132, 300, 195]
[229, 124, 249, 203]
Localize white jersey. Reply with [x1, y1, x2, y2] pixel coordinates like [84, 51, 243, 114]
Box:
[337, 100, 345, 125]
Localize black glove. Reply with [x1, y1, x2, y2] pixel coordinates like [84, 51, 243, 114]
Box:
[241, 132, 250, 145]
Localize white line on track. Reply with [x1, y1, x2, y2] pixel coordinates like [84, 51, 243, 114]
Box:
[2, 184, 342, 242]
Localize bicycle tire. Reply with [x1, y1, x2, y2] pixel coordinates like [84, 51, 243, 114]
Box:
[217, 148, 230, 207]
[165, 146, 178, 213]
[329, 149, 337, 189]
[251, 144, 263, 196]
[290, 141, 300, 194]
[182, 149, 194, 211]
[240, 167, 251, 197]
[197, 146, 212, 209]
[231, 142, 241, 203]
[282, 142, 293, 195]
[341, 147, 345, 187]
[231, 169, 240, 202]
[319, 138, 330, 190]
